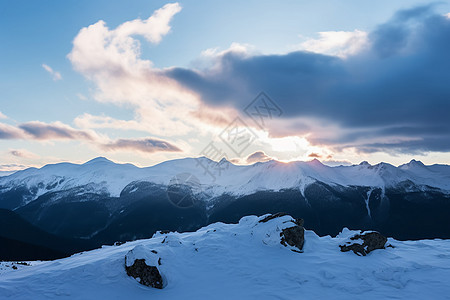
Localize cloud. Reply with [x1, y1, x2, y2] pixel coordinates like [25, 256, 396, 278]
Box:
[74, 113, 143, 131]
[308, 152, 322, 158]
[68, 3, 181, 85]
[0, 163, 29, 172]
[9, 149, 38, 159]
[1, 119, 181, 157]
[246, 151, 272, 164]
[321, 159, 352, 167]
[42, 64, 62, 81]
[296, 30, 369, 58]
[101, 137, 181, 153]
[0, 121, 102, 142]
[19, 121, 97, 141]
[68, 3, 205, 138]
[66, 4, 450, 160]
[0, 122, 24, 139]
[0, 112, 7, 119]
[164, 5, 450, 155]
[2, 120, 181, 156]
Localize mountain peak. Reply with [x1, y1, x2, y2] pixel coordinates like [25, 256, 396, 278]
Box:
[359, 161, 371, 166]
[400, 159, 426, 169]
[84, 157, 113, 165]
[308, 158, 324, 167]
[408, 159, 425, 166]
[219, 157, 230, 164]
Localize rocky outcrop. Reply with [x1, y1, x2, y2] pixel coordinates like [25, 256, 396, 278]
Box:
[259, 212, 289, 223]
[125, 245, 165, 289]
[125, 259, 164, 289]
[259, 213, 305, 251]
[280, 224, 305, 251]
[339, 231, 387, 256]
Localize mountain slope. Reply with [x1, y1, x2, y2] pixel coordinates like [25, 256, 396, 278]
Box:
[0, 236, 66, 261]
[1, 157, 449, 244]
[0, 215, 449, 299]
[0, 209, 98, 260]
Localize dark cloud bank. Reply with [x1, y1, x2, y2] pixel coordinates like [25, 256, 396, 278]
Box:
[166, 5, 450, 154]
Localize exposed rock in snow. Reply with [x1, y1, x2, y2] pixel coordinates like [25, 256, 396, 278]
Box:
[280, 225, 305, 252]
[260, 213, 305, 251]
[339, 231, 388, 256]
[125, 259, 164, 289]
[258, 212, 289, 223]
[125, 246, 164, 288]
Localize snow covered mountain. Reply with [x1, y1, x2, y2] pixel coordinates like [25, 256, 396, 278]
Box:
[1, 214, 449, 300]
[1, 157, 449, 207]
[0, 157, 449, 246]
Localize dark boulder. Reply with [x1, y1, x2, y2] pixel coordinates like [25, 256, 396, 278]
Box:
[340, 231, 387, 256]
[259, 213, 305, 251]
[125, 246, 165, 288]
[280, 224, 305, 251]
[125, 258, 164, 289]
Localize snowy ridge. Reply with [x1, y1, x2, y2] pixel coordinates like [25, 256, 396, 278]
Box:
[1, 214, 449, 299]
[1, 157, 449, 205]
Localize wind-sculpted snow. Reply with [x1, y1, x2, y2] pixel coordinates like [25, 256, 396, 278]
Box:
[1, 157, 449, 209]
[0, 215, 449, 299]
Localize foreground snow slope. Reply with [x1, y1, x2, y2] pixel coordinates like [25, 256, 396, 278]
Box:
[1, 215, 449, 300]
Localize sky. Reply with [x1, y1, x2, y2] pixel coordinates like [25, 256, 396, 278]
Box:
[1, 0, 450, 170]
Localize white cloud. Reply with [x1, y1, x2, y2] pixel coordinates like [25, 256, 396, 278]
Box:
[67, 3, 224, 140]
[42, 64, 62, 81]
[201, 42, 253, 58]
[68, 3, 338, 162]
[197, 42, 255, 71]
[68, 2, 181, 84]
[74, 113, 144, 131]
[115, 3, 182, 44]
[445, 13, 450, 19]
[296, 30, 369, 58]
[0, 111, 7, 119]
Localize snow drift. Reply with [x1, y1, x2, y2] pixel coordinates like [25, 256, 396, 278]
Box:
[1, 214, 449, 299]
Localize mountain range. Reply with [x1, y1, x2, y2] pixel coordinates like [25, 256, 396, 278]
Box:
[1, 157, 449, 260]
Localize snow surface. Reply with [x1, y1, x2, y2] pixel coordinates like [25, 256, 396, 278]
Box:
[0, 215, 449, 299]
[1, 157, 449, 206]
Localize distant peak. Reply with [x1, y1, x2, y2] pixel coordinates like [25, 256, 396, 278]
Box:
[359, 161, 371, 166]
[400, 159, 425, 169]
[408, 159, 425, 166]
[84, 157, 113, 165]
[309, 158, 324, 166]
[219, 157, 229, 164]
